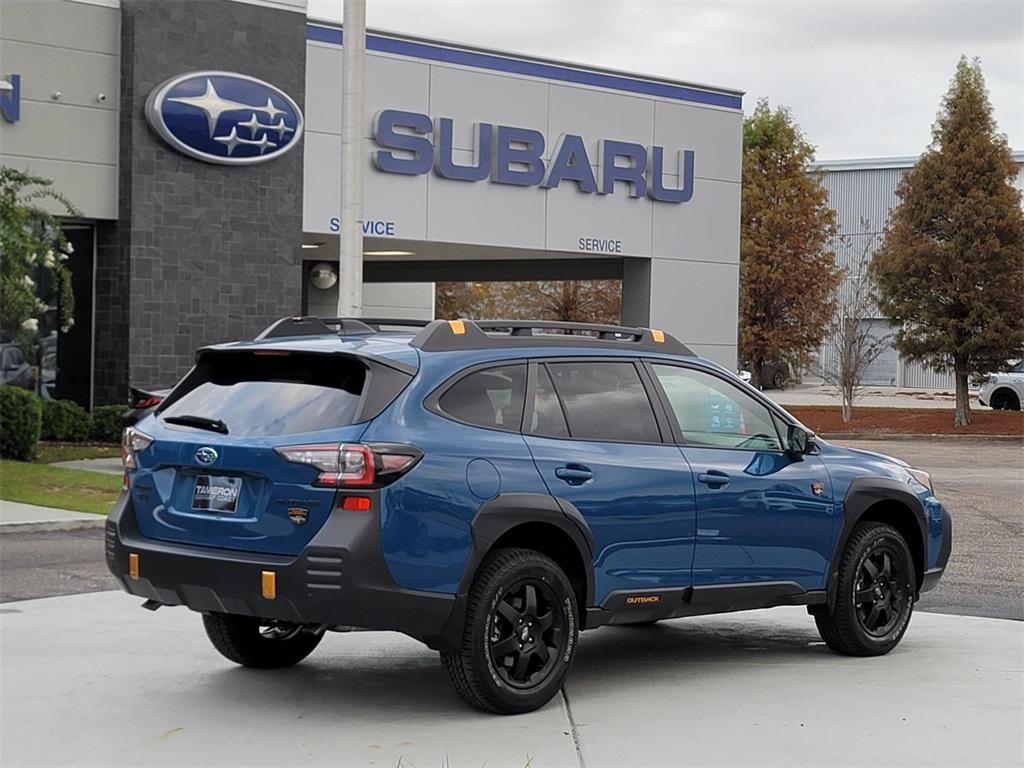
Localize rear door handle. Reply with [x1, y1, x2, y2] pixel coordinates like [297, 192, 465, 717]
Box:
[697, 470, 730, 487]
[555, 465, 593, 485]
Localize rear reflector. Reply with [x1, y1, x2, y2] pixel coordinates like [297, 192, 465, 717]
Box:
[261, 571, 277, 600]
[129, 553, 140, 580]
[341, 496, 372, 512]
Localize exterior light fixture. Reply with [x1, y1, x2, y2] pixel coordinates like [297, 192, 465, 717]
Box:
[309, 262, 338, 290]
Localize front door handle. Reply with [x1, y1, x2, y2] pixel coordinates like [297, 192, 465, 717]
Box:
[697, 470, 730, 487]
[555, 465, 593, 485]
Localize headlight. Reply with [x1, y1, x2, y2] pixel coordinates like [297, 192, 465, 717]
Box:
[907, 467, 932, 492]
[122, 426, 154, 469]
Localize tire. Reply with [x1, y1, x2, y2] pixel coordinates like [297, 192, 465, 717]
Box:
[815, 522, 915, 656]
[441, 548, 579, 714]
[202, 612, 324, 669]
[772, 371, 785, 390]
[991, 389, 1021, 411]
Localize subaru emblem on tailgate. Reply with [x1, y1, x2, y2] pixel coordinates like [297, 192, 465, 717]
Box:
[195, 447, 218, 465]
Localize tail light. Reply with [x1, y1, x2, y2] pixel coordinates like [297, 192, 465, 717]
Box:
[122, 426, 154, 469]
[129, 388, 165, 409]
[274, 443, 421, 488]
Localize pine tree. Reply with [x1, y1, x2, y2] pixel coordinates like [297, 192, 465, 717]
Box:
[871, 57, 1024, 426]
[740, 100, 840, 389]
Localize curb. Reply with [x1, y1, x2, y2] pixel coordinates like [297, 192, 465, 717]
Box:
[820, 433, 1024, 443]
[0, 518, 107, 534]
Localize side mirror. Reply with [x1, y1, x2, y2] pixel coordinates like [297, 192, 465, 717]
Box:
[786, 424, 815, 457]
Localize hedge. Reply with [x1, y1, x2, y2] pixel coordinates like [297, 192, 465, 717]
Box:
[90, 405, 125, 444]
[41, 399, 91, 442]
[0, 386, 43, 461]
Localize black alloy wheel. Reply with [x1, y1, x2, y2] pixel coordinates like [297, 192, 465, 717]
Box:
[814, 521, 916, 656]
[853, 546, 909, 637]
[487, 579, 565, 689]
[441, 548, 578, 714]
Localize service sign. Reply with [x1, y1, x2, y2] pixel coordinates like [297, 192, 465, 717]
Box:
[145, 71, 303, 165]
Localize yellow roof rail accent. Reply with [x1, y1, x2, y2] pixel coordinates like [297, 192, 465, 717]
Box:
[650, 328, 665, 343]
[448, 319, 466, 335]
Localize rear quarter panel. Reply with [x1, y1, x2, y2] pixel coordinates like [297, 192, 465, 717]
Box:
[360, 350, 551, 593]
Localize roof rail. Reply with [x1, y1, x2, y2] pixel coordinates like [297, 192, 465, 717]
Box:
[410, 319, 693, 355]
[255, 316, 431, 339]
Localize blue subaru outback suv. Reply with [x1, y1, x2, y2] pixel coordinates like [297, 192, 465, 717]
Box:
[107, 317, 951, 714]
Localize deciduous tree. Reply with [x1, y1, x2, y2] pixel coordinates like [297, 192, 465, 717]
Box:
[816, 223, 890, 422]
[870, 58, 1024, 426]
[436, 280, 621, 325]
[0, 167, 77, 357]
[740, 100, 840, 389]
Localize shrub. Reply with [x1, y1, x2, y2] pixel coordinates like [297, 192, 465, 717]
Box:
[41, 399, 68, 440]
[0, 386, 42, 460]
[90, 405, 125, 444]
[41, 399, 91, 442]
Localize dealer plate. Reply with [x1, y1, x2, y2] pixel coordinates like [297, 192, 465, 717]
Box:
[192, 475, 242, 513]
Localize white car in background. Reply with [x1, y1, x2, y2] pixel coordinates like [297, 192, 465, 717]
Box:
[978, 361, 1023, 411]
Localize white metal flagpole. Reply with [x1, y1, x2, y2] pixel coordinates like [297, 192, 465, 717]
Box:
[337, 0, 366, 316]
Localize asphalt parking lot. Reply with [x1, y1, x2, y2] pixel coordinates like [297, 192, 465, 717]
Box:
[839, 438, 1023, 620]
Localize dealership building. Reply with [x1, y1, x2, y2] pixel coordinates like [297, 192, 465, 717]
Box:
[0, 0, 744, 407]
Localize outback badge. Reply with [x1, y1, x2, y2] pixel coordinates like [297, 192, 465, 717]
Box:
[287, 507, 309, 525]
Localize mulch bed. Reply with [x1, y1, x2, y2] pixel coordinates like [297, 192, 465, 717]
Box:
[786, 406, 1024, 437]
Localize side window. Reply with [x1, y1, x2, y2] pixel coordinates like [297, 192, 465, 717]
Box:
[546, 361, 661, 443]
[438, 364, 526, 432]
[526, 364, 569, 438]
[651, 364, 783, 451]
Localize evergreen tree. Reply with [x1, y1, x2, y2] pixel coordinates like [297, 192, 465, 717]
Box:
[740, 100, 840, 388]
[871, 57, 1024, 426]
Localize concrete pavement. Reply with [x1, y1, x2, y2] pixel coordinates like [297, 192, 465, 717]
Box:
[771, 384, 967, 409]
[1, 591, 1021, 767]
[0, 499, 105, 532]
[51, 457, 124, 475]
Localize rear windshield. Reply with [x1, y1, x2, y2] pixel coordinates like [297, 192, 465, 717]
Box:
[159, 352, 366, 436]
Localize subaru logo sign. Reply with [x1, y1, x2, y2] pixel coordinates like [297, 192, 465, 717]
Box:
[195, 447, 219, 465]
[145, 71, 303, 165]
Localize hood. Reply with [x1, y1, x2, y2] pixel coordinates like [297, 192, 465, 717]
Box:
[817, 439, 909, 469]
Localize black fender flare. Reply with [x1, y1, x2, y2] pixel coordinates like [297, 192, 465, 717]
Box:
[456, 492, 595, 604]
[825, 476, 928, 611]
[435, 493, 596, 648]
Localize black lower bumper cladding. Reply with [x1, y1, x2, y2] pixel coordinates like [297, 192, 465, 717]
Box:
[920, 507, 953, 594]
[105, 492, 462, 649]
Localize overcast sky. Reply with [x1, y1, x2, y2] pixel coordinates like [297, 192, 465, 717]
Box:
[306, 0, 1023, 160]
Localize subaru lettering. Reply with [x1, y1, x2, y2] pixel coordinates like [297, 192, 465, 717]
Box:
[371, 108, 696, 203]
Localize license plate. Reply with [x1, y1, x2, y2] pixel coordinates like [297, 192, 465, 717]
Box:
[192, 475, 242, 513]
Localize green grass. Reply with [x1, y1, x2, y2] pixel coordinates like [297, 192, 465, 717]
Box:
[34, 442, 119, 464]
[0, 459, 122, 514]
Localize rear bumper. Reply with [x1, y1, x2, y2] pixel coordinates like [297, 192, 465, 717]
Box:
[105, 492, 462, 649]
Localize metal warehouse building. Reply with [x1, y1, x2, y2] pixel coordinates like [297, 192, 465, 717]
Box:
[814, 153, 1024, 389]
[0, 0, 744, 408]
